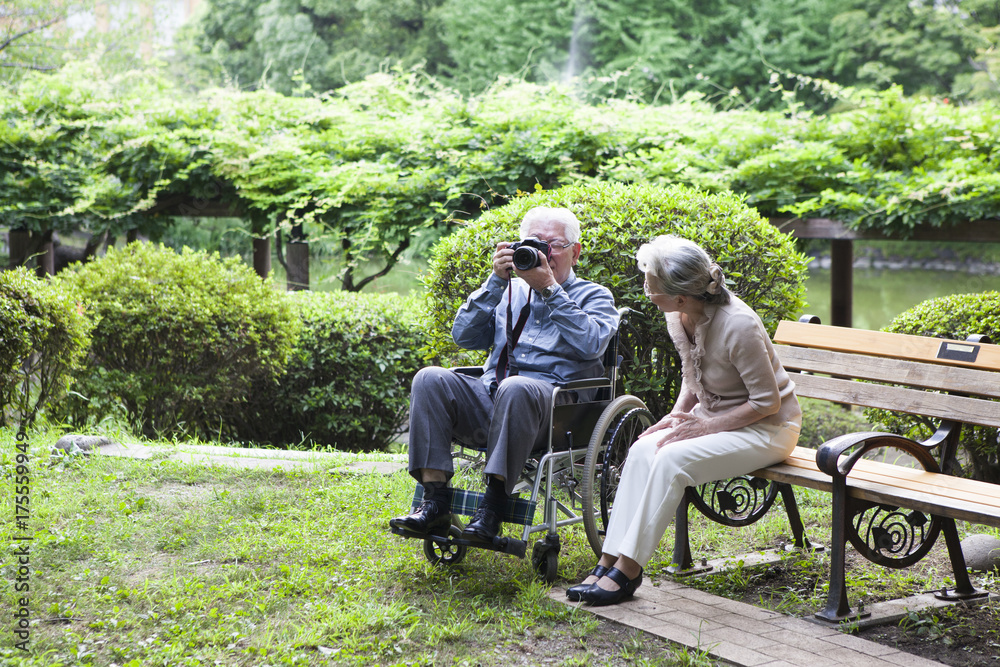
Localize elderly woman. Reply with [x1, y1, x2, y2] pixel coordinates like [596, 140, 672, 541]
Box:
[568, 235, 802, 606]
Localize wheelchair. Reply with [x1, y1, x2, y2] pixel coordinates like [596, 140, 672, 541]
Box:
[391, 308, 654, 582]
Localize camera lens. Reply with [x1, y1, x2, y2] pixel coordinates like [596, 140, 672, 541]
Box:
[512, 247, 540, 271]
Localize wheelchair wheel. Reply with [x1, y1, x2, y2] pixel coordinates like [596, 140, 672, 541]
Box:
[423, 524, 467, 566]
[534, 548, 559, 583]
[532, 538, 560, 584]
[581, 395, 653, 557]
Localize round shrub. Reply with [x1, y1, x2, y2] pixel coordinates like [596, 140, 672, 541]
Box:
[54, 243, 299, 440]
[424, 181, 809, 416]
[242, 290, 426, 451]
[872, 291, 1000, 483]
[797, 398, 874, 449]
[0, 267, 91, 427]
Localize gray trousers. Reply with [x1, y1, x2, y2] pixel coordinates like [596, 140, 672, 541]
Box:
[407, 366, 558, 496]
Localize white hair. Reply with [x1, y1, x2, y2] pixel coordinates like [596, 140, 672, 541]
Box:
[636, 235, 730, 304]
[519, 207, 582, 244]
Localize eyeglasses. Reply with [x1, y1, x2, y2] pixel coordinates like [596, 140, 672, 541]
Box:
[643, 279, 667, 298]
[538, 239, 574, 251]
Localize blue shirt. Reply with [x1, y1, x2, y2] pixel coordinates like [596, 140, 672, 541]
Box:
[452, 270, 619, 389]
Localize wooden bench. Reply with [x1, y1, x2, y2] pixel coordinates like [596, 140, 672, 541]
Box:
[670, 318, 1000, 622]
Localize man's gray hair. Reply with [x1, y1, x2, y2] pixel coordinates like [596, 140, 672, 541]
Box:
[519, 207, 582, 244]
[636, 235, 731, 304]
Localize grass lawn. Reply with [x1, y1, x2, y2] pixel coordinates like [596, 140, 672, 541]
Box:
[2, 428, 998, 666]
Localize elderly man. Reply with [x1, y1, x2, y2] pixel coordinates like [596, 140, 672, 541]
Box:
[390, 206, 619, 544]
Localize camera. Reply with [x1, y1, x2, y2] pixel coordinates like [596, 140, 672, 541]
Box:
[509, 237, 551, 271]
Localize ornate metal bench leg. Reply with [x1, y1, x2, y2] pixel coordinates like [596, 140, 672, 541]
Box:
[668, 490, 695, 574]
[935, 517, 988, 601]
[777, 483, 819, 551]
[816, 477, 869, 622]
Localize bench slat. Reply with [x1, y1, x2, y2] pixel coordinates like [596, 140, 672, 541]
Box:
[775, 321, 1000, 371]
[760, 447, 1000, 508]
[776, 345, 1000, 400]
[752, 448, 1000, 527]
[789, 373, 1000, 428]
[843, 459, 1000, 508]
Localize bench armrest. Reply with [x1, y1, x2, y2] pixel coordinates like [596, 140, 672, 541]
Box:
[815, 428, 948, 479]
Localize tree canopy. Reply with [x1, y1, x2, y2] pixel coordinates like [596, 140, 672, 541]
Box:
[174, 0, 995, 108]
[0, 0, 147, 85]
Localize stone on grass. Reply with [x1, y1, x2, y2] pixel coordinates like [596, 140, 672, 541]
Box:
[961, 534, 1000, 572]
[52, 434, 116, 456]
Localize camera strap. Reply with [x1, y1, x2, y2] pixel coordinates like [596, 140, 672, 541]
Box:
[495, 284, 531, 387]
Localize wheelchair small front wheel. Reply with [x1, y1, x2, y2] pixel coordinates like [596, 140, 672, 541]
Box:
[532, 546, 559, 583]
[423, 524, 467, 566]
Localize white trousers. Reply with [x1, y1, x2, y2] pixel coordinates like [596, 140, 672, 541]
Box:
[601, 419, 801, 567]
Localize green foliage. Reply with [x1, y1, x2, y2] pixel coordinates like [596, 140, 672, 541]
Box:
[6, 64, 1000, 292]
[0, 1, 150, 87]
[175, 0, 986, 109]
[243, 290, 426, 451]
[175, 0, 451, 95]
[0, 60, 221, 240]
[53, 243, 299, 440]
[828, 0, 979, 97]
[0, 268, 92, 427]
[423, 182, 809, 416]
[869, 291, 1000, 483]
[797, 398, 874, 449]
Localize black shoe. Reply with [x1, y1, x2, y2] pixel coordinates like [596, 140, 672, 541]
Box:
[389, 499, 451, 537]
[462, 505, 502, 542]
[578, 567, 643, 607]
[566, 564, 609, 601]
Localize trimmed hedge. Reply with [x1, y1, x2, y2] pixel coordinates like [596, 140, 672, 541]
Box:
[242, 291, 426, 451]
[424, 182, 810, 416]
[54, 247, 426, 450]
[54, 243, 300, 440]
[0, 268, 91, 427]
[871, 291, 1000, 483]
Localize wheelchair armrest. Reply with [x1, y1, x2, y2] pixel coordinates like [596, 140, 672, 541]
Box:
[556, 378, 611, 391]
[452, 366, 485, 378]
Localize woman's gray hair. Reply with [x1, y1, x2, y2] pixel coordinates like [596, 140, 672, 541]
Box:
[636, 235, 731, 304]
[520, 207, 582, 244]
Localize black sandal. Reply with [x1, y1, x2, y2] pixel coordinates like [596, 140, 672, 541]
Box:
[566, 564, 610, 601]
[579, 567, 643, 606]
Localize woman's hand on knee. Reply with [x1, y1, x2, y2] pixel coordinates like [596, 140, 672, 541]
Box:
[654, 413, 714, 448]
[640, 413, 681, 439]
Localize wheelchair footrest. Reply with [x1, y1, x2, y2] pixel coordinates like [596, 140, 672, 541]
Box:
[412, 484, 536, 526]
[390, 523, 527, 558]
[445, 533, 527, 559]
[389, 523, 450, 541]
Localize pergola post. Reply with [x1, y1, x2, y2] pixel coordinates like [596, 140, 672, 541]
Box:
[286, 223, 309, 291]
[252, 237, 272, 279]
[36, 230, 55, 277]
[9, 228, 29, 267]
[830, 239, 853, 328]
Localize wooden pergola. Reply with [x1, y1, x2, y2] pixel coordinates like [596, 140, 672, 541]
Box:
[771, 218, 1000, 329]
[10, 206, 1000, 329]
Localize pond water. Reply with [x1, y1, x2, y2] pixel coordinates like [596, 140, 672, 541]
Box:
[277, 257, 998, 332]
[802, 268, 998, 331]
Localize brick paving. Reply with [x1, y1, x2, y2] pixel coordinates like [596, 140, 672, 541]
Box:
[549, 577, 948, 667]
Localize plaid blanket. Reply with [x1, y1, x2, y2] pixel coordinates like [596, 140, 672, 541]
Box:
[411, 484, 537, 526]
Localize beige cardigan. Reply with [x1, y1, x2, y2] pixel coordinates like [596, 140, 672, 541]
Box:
[665, 296, 801, 426]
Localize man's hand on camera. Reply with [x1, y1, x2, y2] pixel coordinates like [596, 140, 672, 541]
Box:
[516, 253, 557, 292]
[492, 243, 515, 280]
